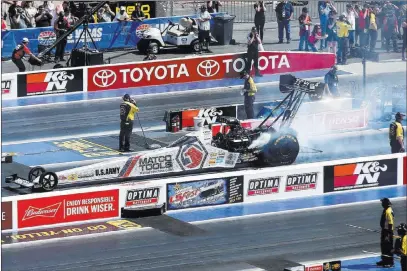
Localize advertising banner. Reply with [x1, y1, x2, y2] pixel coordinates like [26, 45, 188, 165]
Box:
[1, 73, 18, 100]
[404, 156, 407, 185]
[124, 187, 161, 209]
[165, 105, 237, 131]
[305, 266, 323, 271]
[17, 68, 84, 97]
[323, 261, 341, 271]
[1, 202, 13, 230]
[1, 12, 222, 58]
[88, 51, 335, 91]
[167, 176, 244, 210]
[17, 189, 119, 228]
[323, 158, 398, 193]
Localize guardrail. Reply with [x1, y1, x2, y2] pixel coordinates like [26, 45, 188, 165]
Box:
[2, 153, 405, 232]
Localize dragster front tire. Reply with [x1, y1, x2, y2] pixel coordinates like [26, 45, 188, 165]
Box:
[260, 133, 300, 166]
[39, 172, 58, 192]
[29, 166, 46, 182]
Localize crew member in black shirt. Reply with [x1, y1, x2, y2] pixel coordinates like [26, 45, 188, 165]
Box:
[207, 1, 222, 13]
[131, 3, 145, 21]
[35, 5, 53, 27]
[246, 27, 262, 77]
[54, 11, 70, 63]
[389, 112, 405, 153]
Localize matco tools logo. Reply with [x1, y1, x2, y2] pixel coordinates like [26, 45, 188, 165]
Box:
[197, 60, 220, 77]
[177, 142, 208, 170]
[22, 203, 61, 221]
[93, 70, 117, 88]
[247, 177, 280, 196]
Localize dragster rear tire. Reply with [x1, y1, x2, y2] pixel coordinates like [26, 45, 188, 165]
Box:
[260, 133, 300, 166]
[39, 172, 58, 192]
[29, 166, 46, 182]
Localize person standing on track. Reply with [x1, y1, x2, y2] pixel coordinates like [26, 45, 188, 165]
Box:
[197, 5, 212, 54]
[394, 223, 407, 271]
[246, 26, 262, 77]
[11, 37, 41, 72]
[254, 1, 266, 42]
[389, 112, 405, 153]
[119, 94, 139, 152]
[241, 71, 257, 119]
[377, 198, 395, 268]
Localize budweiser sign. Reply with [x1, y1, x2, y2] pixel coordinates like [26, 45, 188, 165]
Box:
[22, 203, 61, 221]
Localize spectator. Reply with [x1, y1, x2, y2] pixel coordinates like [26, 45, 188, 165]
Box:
[2, 13, 7, 30]
[10, 5, 29, 29]
[24, 1, 36, 28]
[318, 1, 336, 50]
[197, 5, 212, 53]
[298, 7, 311, 51]
[275, 0, 294, 44]
[254, 1, 266, 41]
[369, 7, 378, 52]
[308, 24, 327, 52]
[97, 4, 115, 23]
[43, 1, 54, 13]
[383, 9, 399, 53]
[380, 1, 399, 49]
[54, 11, 70, 62]
[327, 10, 338, 55]
[358, 4, 370, 48]
[7, 1, 18, 25]
[336, 14, 351, 65]
[345, 4, 358, 49]
[35, 5, 52, 27]
[131, 3, 145, 21]
[64, 8, 78, 25]
[51, 1, 68, 25]
[114, 6, 129, 22]
[246, 26, 262, 76]
[207, 1, 222, 13]
[402, 18, 407, 61]
[354, 4, 361, 46]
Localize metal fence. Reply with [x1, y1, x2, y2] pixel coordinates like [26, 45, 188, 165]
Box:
[159, 1, 375, 23]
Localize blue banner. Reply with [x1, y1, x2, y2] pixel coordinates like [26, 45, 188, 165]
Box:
[1, 13, 224, 58]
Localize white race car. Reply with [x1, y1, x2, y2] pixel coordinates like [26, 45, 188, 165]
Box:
[5, 129, 240, 192]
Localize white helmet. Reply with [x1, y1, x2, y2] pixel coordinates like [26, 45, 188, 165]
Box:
[22, 37, 29, 43]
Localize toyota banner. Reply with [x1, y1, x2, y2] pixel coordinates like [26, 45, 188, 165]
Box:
[323, 158, 398, 193]
[88, 52, 335, 92]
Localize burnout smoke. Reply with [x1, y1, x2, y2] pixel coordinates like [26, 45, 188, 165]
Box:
[248, 133, 272, 149]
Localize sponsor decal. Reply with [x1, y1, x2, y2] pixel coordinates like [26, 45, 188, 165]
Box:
[1, 202, 13, 230]
[305, 265, 323, 271]
[285, 172, 318, 192]
[125, 188, 160, 207]
[404, 156, 407, 185]
[323, 261, 341, 271]
[247, 177, 280, 196]
[1, 80, 11, 95]
[93, 69, 117, 88]
[319, 109, 367, 131]
[167, 176, 243, 210]
[17, 190, 119, 228]
[324, 158, 398, 193]
[139, 155, 173, 175]
[176, 141, 208, 170]
[17, 69, 83, 97]
[54, 139, 120, 158]
[67, 27, 103, 44]
[1, 219, 141, 245]
[38, 31, 56, 46]
[135, 24, 151, 38]
[118, 156, 141, 178]
[88, 52, 335, 91]
[95, 167, 121, 177]
[60, 172, 95, 181]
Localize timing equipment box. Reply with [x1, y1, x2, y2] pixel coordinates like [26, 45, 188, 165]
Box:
[71, 49, 104, 67]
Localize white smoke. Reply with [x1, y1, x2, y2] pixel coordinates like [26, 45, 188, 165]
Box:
[248, 132, 272, 149]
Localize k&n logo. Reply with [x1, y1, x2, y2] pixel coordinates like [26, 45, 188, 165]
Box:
[44, 71, 74, 91]
[354, 161, 388, 184]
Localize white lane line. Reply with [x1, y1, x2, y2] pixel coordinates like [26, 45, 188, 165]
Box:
[3, 195, 405, 248]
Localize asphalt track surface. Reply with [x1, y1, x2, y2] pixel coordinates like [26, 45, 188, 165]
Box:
[2, 70, 405, 143]
[3, 200, 406, 271]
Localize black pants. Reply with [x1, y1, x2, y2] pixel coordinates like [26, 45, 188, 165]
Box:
[337, 37, 349, 64]
[403, 35, 407, 59]
[369, 29, 378, 52]
[55, 38, 67, 61]
[119, 120, 133, 150]
[391, 142, 402, 153]
[12, 58, 26, 72]
[198, 29, 210, 51]
[246, 49, 259, 74]
[255, 19, 265, 41]
[244, 94, 255, 119]
[385, 31, 398, 52]
[381, 230, 394, 265]
[401, 256, 406, 271]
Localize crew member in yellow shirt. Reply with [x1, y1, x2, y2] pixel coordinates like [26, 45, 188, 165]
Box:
[389, 112, 405, 153]
[241, 71, 258, 119]
[377, 198, 395, 267]
[336, 14, 352, 65]
[394, 223, 407, 271]
[119, 94, 139, 152]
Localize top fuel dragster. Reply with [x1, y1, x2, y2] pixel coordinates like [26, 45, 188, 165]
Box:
[5, 74, 326, 192]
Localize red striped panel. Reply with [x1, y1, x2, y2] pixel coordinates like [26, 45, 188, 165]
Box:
[27, 82, 48, 93]
[334, 175, 358, 187]
[123, 156, 140, 177]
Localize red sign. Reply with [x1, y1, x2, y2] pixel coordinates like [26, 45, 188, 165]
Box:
[17, 190, 119, 229]
[305, 265, 323, 271]
[2, 202, 13, 230]
[88, 51, 335, 91]
[404, 156, 406, 185]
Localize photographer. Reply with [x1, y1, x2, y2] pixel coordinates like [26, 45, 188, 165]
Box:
[11, 5, 30, 29]
[254, 1, 266, 42]
[345, 4, 358, 49]
[97, 4, 115, 23]
[336, 14, 351, 64]
[54, 11, 70, 63]
[383, 10, 399, 53]
[298, 7, 312, 51]
[35, 5, 53, 27]
[24, 1, 37, 28]
[246, 26, 262, 77]
[131, 3, 146, 21]
[308, 24, 327, 52]
[318, 1, 337, 50]
[357, 4, 370, 48]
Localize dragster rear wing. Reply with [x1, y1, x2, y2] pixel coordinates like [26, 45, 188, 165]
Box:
[279, 74, 326, 96]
